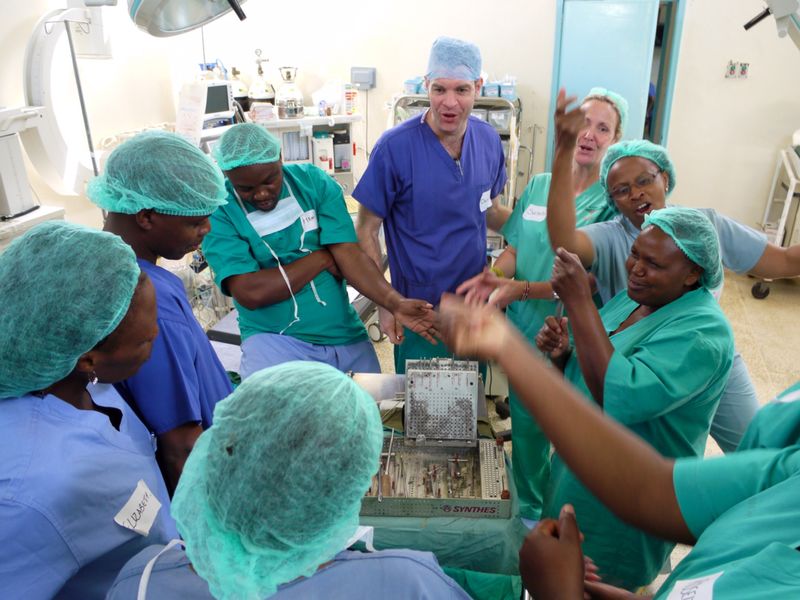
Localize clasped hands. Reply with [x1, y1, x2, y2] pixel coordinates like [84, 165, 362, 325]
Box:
[536, 248, 595, 358]
[520, 504, 635, 600]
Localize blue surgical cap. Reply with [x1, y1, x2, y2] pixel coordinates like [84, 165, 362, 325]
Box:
[584, 87, 629, 136]
[426, 36, 482, 81]
[644, 207, 724, 290]
[0, 222, 141, 398]
[212, 123, 282, 171]
[87, 131, 227, 216]
[172, 361, 383, 600]
[600, 140, 677, 206]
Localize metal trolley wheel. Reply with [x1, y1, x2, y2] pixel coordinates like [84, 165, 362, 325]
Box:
[367, 321, 385, 342]
[751, 281, 771, 299]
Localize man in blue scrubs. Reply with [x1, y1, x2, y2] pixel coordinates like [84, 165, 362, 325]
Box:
[87, 131, 233, 493]
[355, 36, 509, 372]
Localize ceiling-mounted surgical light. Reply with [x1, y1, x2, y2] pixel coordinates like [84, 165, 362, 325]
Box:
[128, 0, 247, 37]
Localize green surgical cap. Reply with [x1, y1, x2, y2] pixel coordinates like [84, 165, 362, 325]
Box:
[172, 361, 383, 600]
[212, 123, 282, 171]
[0, 221, 140, 399]
[426, 36, 482, 81]
[600, 139, 676, 206]
[644, 207, 723, 290]
[584, 87, 629, 136]
[87, 131, 227, 216]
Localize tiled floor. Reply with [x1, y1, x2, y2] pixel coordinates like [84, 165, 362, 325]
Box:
[371, 270, 799, 587]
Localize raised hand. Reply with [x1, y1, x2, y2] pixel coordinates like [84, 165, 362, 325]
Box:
[456, 268, 522, 309]
[535, 315, 570, 359]
[436, 293, 510, 362]
[392, 299, 437, 344]
[552, 247, 594, 306]
[519, 504, 586, 600]
[378, 307, 404, 344]
[554, 88, 586, 150]
[456, 268, 501, 305]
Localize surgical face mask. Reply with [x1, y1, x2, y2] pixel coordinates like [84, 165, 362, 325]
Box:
[246, 196, 304, 238]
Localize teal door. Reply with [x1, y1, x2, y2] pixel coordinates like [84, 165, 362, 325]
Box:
[546, 0, 661, 167]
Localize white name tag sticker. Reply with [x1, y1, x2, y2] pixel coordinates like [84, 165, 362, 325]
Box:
[114, 480, 162, 537]
[300, 209, 318, 232]
[479, 189, 493, 212]
[522, 205, 547, 221]
[666, 571, 723, 600]
[778, 389, 800, 404]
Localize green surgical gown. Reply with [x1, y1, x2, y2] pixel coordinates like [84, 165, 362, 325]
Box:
[203, 163, 367, 346]
[655, 446, 800, 599]
[737, 380, 800, 451]
[543, 287, 734, 589]
[501, 174, 616, 519]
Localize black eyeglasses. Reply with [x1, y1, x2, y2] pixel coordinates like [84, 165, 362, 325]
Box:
[609, 170, 662, 202]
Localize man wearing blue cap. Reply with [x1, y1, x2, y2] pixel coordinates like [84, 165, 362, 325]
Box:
[354, 36, 509, 372]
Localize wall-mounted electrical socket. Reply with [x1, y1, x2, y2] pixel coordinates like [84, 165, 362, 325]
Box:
[738, 62, 750, 78]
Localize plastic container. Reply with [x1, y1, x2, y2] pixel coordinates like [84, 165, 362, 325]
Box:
[482, 82, 500, 97]
[312, 132, 335, 174]
[500, 82, 517, 100]
[488, 108, 512, 133]
[471, 108, 488, 122]
[404, 79, 420, 94]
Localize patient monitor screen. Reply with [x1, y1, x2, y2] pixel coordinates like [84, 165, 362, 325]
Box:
[205, 85, 230, 114]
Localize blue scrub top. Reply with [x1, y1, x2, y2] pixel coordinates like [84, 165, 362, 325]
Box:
[115, 260, 232, 435]
[0, 385, 176, 599]
[354, 112, 507, 305]
[581, 207, 768, 304]
[107, 545, 471, 599]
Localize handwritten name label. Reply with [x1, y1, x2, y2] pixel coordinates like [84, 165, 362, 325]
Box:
[300, 210, 319, 232]
[479, 190, 493, 212]
[522, 205, 547, 222]
[114, 480, 162, 537]
[666, 571, 723, 600]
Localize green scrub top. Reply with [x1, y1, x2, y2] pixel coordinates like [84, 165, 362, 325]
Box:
[501, 174, 616, 341]
[737, 381, 800, 451]
[544, 287, 735, 590]
[656, 446, 800, 599]
[203, 163, 367, 346]
[501, 173, 615, 520]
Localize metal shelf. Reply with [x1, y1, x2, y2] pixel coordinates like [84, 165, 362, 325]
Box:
[389, 94, 523, 209]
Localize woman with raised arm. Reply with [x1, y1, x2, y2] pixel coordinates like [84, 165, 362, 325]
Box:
[457, 87, 628, 519]
[436, 296, 800, 600]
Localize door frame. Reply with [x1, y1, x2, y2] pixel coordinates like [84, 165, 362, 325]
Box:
[545, 0, 686, 169]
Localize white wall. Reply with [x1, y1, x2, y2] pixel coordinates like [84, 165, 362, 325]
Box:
[668, 0, 800, 226]
[1, 0, 556, 228]
[189, 0, 556, 184]
[2, 0, 798, 231]
[0, 0, 196, 226]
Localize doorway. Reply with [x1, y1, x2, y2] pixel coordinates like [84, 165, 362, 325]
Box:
[545, 0, 685, 168]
